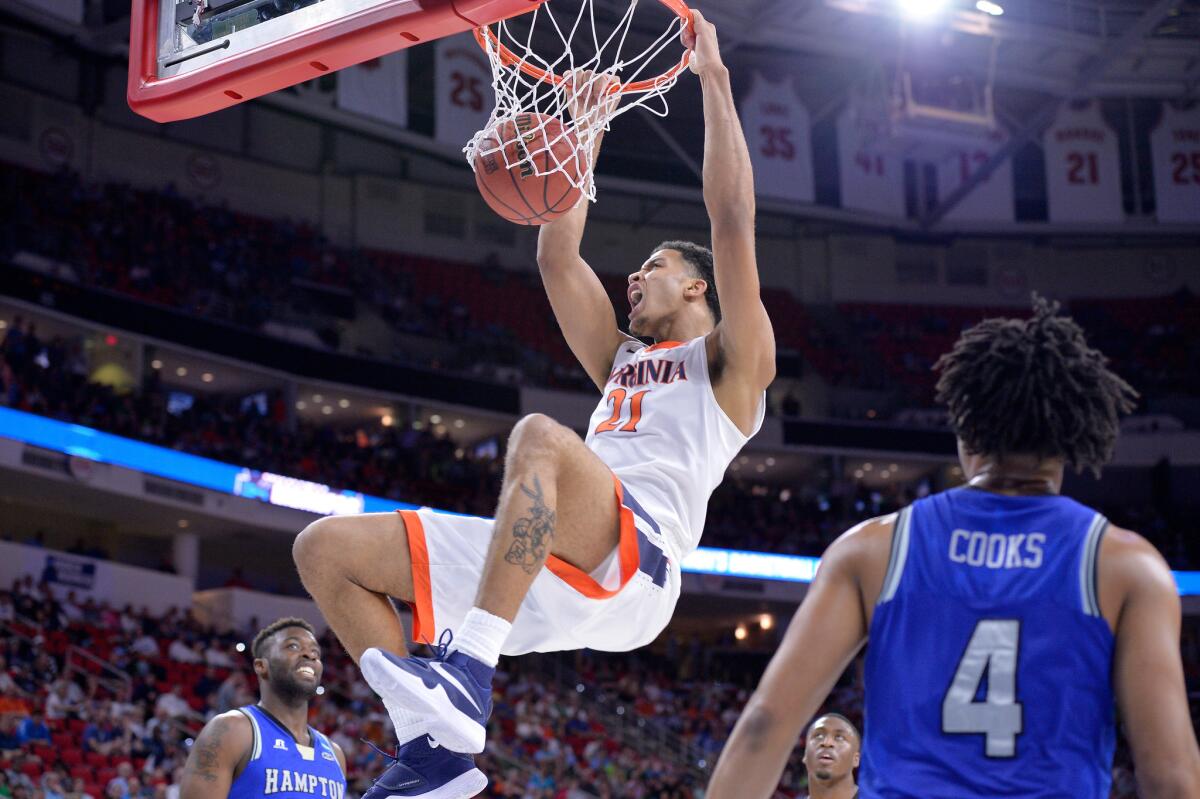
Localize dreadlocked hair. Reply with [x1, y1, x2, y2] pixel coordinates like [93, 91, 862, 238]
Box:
[933, 294, 1138, 477]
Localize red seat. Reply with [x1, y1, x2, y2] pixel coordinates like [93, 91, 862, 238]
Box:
[85, 751, 108, 768]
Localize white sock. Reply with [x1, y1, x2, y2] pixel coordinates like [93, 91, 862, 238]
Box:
[447, 607, 511, 668]
[383, 698, 427, 746]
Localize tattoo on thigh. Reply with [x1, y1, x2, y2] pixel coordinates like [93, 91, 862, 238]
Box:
[504, 475, 555, 575]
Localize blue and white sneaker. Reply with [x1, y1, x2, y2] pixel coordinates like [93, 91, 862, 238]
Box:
[360, 632, 495, 754]
[360, 735, 487, 799]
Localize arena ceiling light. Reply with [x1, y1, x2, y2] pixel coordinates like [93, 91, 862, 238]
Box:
[897, 0, 949, 18]
[975, 0, 1004, 15]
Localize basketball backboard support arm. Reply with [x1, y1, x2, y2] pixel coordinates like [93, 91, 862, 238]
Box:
[921, 0, 1183, 229]
[127, 0, 545, 123]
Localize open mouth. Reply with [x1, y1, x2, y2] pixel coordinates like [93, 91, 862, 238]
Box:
[296, 665, 317, 679]
[628, 285, 644, 315]
[817, 753, 836, 763]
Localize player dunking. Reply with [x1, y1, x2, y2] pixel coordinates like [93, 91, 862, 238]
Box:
[707, 298, 1200, 798]
[179, 618, 349, 799]
[292, 11, 774, 799]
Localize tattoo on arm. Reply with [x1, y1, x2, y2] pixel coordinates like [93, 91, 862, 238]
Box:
[504, 475, 556, 575]
[185, 719, 226, 783]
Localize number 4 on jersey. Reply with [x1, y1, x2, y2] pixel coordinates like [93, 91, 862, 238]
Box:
[942, 619, 1024, 758]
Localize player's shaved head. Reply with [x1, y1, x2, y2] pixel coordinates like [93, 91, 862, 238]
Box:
[807, 713, 860, 747]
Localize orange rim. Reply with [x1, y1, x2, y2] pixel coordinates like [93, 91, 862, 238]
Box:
[473, 0, 693, 95]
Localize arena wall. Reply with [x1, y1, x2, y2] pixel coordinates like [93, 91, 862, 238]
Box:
[3, 79, 1196, 310]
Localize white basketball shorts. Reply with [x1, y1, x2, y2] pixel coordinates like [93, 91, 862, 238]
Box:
[396, 474, 680, 656]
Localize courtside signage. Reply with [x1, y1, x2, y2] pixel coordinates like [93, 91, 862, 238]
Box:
[1, 406, 1196, 594]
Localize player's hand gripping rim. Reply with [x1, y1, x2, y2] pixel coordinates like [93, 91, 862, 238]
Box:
[683, 10, 725, 78]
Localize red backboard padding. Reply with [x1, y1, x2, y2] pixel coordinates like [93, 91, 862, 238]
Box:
[128, 0, 544, 123]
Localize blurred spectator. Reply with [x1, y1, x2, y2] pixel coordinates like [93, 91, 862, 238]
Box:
[153, 686, 190, 719]
[129, 630, 159, 658]
[0, 592, 16, 622]
[16, 712, 50, 746]
[105, 762, 133, 799]
[213, 671, 249, 714]
[45, 678, 84, 720]
[0, 715, 22, 754]
[166, 638, 200, 665]
[82, 715, 122, 756]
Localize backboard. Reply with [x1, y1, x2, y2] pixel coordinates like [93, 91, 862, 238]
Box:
[128, 0, 545, 123]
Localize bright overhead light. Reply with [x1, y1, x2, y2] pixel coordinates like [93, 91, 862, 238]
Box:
[175, 367, 187, 377]
[734, 625, 748, 641]
[338, 399, 350, 408]
[201, 373, 214, 383]
[976, 0, 1004, 15]
[454, 419, 465, 429]
[430, 414, 442, 424]
[151, 359, 163, 369]
[759, 614, 774, 631]
[322, 406, 333, 415]
[381, 414, 394, 427]
[312, 394, 323, 403]
[296, 401, 306, 410]
[898, 0, 948, 18]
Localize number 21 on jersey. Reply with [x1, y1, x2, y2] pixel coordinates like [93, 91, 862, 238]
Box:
[942, 619, 1024, 757]
[595, 389, 649, 434]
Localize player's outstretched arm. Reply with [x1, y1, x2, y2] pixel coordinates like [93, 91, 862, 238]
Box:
[689, 11, 775, 392]
[1105, 527, 1200, 798]
[536, 74, 632, 391]
[706, 519, 878, 799]
[178, 711, 252, 799]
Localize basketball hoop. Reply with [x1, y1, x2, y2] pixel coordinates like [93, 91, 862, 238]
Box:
[465, 0, 693, 203]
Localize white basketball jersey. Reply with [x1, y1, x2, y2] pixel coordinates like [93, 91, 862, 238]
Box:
[584, 336, 765, 563]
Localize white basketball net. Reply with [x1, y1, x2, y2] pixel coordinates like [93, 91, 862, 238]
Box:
[465, 0, 690, 203]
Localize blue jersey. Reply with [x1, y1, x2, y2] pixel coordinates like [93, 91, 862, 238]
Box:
[228, 705, 346, 799]
[860, 488, 1115, 799]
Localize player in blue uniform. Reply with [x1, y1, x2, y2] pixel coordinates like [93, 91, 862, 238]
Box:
[178, 617, 355, 799]
[707, 298, 1200, 798]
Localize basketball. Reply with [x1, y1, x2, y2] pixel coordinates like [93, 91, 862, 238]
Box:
[473, 113, 584, 225]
